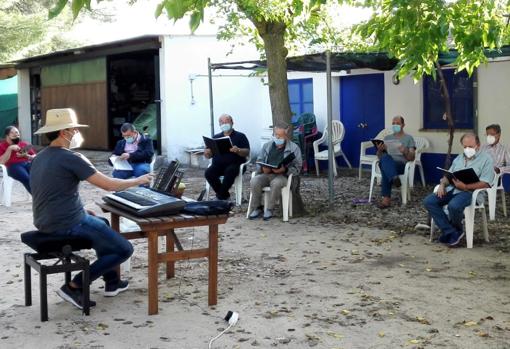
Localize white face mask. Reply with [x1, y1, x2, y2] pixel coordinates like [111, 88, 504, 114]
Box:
[486, 135, 496, 145]
[463, 147, 477, 159]
[65, 131, 84, 149]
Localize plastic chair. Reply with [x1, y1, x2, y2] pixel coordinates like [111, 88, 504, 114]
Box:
[0, 164, 14, 206]
[487, 172, 507, 221]
[292, 113, 318, 173]
[359, 129, 392, 179]
[205, 157, 251, 206]
[246, 172, 293, 222]
[368, 159, 414, 205]
[430, 185, 489, 248]
[410, 137, 430, 188]
[312, 120, 352, 176]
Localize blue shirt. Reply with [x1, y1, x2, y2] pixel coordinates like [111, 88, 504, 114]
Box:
[448, 150, 494, 194]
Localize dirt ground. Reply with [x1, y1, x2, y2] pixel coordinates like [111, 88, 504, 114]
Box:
[0, 151, 509, 349]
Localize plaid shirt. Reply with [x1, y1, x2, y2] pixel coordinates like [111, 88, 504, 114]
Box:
[480, 142, 510, 174]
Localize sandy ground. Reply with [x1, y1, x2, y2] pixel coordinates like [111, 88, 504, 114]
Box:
[0, 151, 509, 349]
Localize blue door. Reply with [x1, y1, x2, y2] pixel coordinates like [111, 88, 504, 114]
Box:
[340, 74, 385, 167]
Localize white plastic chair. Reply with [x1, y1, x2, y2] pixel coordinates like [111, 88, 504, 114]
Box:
[368, 159, 414, 205]
[410, 136, 430, 188]
[246, 172, 293, 222]
[0, 164, 14, 206]
[359, 129, 392, 179]
[430, 185, 489, 249]
[313, 120, 351, 176]
[205, 157, 251, 206]
[0, 164, 30, 206]
[487, 172, 507, 221]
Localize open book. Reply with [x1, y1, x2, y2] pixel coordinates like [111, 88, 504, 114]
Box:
[203, 136, 233, 156]
[371, 139, 384, 147]
[257, 153, 296, 169]
[109, 155, 133, 171]
[436, 167, 480, 184]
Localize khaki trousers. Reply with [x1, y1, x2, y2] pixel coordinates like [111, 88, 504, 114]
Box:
[249, 173, 288, 211]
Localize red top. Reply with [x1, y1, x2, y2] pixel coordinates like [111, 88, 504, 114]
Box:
[0, 140, 36, 167]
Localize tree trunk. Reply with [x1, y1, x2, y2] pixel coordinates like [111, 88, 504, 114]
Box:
[435, 62, 455, 168]
[252, 20, 292, 126]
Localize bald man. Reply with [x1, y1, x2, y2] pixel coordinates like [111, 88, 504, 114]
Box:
[204, 114, 250, 200]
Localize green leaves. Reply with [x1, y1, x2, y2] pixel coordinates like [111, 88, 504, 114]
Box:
[48, 0, 68, 20]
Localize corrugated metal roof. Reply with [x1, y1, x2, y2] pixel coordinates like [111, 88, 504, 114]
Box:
[14, 35, 162, 69]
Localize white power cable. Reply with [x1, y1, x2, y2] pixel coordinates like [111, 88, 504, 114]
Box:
[208, 312, 239, 349]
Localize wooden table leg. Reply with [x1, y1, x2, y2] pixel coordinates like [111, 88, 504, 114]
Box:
[165, 230, 175, 279]
[110, 213, 121, 277]
[208, 224, 218, 306]
[148, 231, 159, 315]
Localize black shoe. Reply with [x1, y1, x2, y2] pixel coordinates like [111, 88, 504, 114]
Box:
[104, 279, 129, 297]
[448, 232, 466, 247]
[393, 176, 401, 188]
[57, 284, 96, 310]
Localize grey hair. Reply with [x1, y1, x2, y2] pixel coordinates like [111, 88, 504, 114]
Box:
[218, 114, 233, 123]
[460, 132, 480, 145]
[273, 121, 290, 131]
[120, 123, 136, 133]
[486, 124, 501, 134]
[393, 115, 405, 124]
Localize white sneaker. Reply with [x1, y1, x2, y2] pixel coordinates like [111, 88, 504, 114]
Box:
[248, 209, 261, 219]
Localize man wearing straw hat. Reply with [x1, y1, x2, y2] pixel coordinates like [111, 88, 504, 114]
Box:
[30, 108, 152, 310]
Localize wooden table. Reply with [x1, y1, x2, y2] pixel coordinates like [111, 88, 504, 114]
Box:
[97, 202, 229, 315]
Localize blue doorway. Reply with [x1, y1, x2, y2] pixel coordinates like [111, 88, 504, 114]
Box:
[340, 73, 385, 167]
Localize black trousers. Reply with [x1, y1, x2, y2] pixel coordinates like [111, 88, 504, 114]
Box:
[205, 162, 242, 200]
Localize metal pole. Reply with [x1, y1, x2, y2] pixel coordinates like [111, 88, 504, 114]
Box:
[326, 51, 334, 206]
[208, 58, 215, 137]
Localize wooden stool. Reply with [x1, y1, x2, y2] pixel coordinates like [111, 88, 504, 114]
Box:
[21, 231, 92, 321]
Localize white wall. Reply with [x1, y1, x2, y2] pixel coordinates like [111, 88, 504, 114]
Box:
[159, 35, 272, 163]
[477, 59, 510, 145]
[17, 69, 31, 138]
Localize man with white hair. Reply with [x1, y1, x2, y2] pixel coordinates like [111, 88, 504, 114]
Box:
[30, 108, 152, 311]
[423, 133, 494, 247]
[248, 121, 302, 220]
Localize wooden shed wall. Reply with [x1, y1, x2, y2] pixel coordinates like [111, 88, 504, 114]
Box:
[41, 81, 108, 149]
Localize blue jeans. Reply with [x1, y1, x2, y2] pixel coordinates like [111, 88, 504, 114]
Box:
[379, 154, 405, 197]
[112, 162, 150, 180]
[423, 190, 472, 239]
[7, 162, 31, 194]
[53, 214, 133, 287]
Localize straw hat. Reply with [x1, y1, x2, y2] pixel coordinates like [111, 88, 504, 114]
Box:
[35, 108, 89, 134]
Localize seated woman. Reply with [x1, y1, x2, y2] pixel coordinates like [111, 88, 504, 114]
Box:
[0, 126, 36, 193]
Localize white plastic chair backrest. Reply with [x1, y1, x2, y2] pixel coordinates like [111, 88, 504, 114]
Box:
[323, 120, 345, 151]
[375, 128, 392, 140]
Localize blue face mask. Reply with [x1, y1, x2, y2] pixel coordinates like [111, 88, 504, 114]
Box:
[273, 137, 285, 146]
[125, 136, 135, 144]
[220, 123, 232, 132]
[392, 124, 402, 134]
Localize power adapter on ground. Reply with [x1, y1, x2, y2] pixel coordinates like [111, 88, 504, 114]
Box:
[224, 310, 239, 325]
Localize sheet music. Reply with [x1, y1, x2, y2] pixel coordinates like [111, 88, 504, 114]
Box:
[110, 155, 133, 171]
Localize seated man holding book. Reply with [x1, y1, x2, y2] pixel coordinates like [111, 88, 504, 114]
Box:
[204, 114, 250, 200]
[110, 123, 154, 179]
[248, 122, 302, 220]
[423, 133, 494, 247]
[374, 115, 416, 208]
[480, 124, 510, 174]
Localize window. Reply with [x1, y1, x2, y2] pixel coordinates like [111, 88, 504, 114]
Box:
[288, 78, 313, 122]
[423, 69, 474, 129]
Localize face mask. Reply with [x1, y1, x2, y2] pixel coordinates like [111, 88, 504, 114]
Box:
[463, 147, 477, 159]
[125, 136, 135, 144]
[486, 135, 496, 145]
[68, 131, 84, 149]
[392, 125, 401, 133]
[273, 137, 285, 146]
[220, 123, 232, 132]
[11, 137, 20, 144]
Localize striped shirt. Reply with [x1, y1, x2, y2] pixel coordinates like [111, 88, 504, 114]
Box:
[480, 142, 510, 174]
